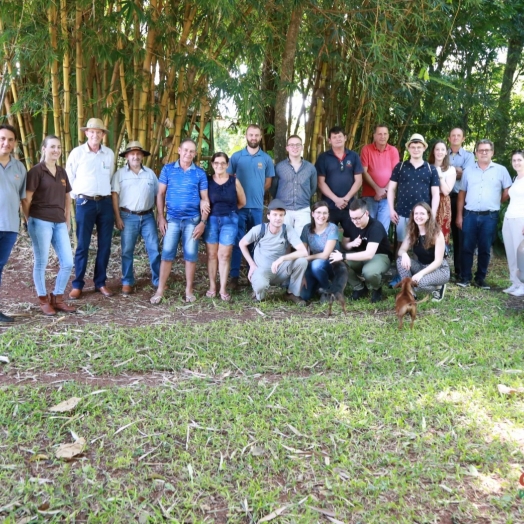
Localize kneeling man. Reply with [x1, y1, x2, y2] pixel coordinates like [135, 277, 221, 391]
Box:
[239, 199, 308, 304]
[329, 198, 392, 303]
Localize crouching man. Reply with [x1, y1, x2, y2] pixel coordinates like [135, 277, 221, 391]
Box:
[239, 199, 308, 305]
[329, 198, 392, 303]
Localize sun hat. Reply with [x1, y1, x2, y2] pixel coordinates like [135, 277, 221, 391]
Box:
[80, 118, 108, 133]
[119, 141, 151, 158]
[405, 133, 428, 148]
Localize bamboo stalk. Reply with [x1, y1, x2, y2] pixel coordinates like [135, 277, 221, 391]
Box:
[196, 99, 206, 165]
[75, 4, 84, 143]
[47, 4, 62, 138]
[60, 0, 72, 158]
[310, 62, 327, 164]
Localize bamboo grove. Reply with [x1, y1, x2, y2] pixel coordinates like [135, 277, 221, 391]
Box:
[1, 0, 524, 172]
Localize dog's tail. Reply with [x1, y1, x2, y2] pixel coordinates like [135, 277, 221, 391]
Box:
[416, 294, 430, 305]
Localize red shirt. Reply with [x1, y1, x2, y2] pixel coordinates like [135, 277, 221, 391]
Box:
[360, 143, 400, 197]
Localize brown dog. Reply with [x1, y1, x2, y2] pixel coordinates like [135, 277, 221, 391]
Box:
[319, 288, 347, 317]
[394, 277, 428, 329]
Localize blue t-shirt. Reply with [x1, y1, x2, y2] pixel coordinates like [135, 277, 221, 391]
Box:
[159, 161, 208, 220]
[227, 148, 275, 209]
[300, 222, 339, 254]
[315, 149, 363, 209]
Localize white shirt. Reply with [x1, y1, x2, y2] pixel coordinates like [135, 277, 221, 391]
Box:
[111, 164, 158, 212]
[66, 143, 115, 198]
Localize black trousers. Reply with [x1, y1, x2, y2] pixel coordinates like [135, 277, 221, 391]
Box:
[449, 192, 463, 277]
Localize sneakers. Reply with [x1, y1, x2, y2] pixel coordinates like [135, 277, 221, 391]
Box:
[509, 286, 524, 297]
[431, 284, 447, 302]
[284, 293, 306, 306]
[371, 287, 382, 303]
[474, 279, 490, 290]
[389, 274, 401, 288]
[503, 284, 520, 294]
[352, 286, 369, 300]
[456, 280, 470, 288]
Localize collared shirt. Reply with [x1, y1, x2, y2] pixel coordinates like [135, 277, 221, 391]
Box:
[159, 160, 207, 220]
[227, 147, 275, 209]
[272, 158, 317, 210]
[315, 148, 364, 209]
[0, 156, 27, 232]
[26, 162, 71, 223]
[66, 143, 115, 198]
[390, 160, 440, 217]
[111, 164, 158, 212]
[461, 161, 512, 212]
[360, 143, 400, 197]
[448, 147, 475, 193]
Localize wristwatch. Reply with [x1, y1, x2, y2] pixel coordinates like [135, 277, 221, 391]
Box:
[201, 220, 207, 225]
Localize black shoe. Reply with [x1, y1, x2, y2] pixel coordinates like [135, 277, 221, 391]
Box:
[432, 284, 447, 302]
[371, 287, 382, 303]
[352, 286, 368, 300]
[0, 311, 14, 323]
[456, 280, 470, 288]
[474, 279, 490, 290]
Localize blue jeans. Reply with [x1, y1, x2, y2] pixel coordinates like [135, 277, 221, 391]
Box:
[73, 196, 114, 289]
[0, 231, 18, 287]
[363, 197, 390, 235]
[162, 215, 200, 262]
[230, 207, 263, 278]
[120, 211, 160, 286]
[300, 259, 334, 300]
[28, 217, 73, 296]
[461, 210, 499, 282]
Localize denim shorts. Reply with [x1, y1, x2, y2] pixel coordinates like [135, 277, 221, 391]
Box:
[162, 215, 200, 262]
[203, 212, 238, 246]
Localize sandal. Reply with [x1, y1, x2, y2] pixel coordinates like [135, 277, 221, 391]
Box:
[220, 293, 231, 302]
[185, 295, 197, 303]
[205, 290, 217, 298]
[150, 294, 163, 305]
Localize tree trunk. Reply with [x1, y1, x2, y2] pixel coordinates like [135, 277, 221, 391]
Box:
[60, 0, 72, 158]
[274, 5, 303, 163]
[75, 3, 84, 144]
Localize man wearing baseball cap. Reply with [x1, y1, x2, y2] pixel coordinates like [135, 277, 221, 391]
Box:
[239, 199, 308, 304]
[66, 118, 115, 299]
[387, 133, 440, 286]
[111, 141, 160, 296]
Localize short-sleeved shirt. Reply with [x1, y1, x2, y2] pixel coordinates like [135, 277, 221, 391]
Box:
[273, 159, 317, 210]
[360, 143, 400, 197]
[461, 161, 512, 212]
[111, 164, 158, 212]
[0, 156, 27, 232]
[315, 148, 364, 209]
[448, 147, 475, 193]
[244, 223, 303, 268]
[26, 162, 71, 223]
[300, 222, 339, 254]
[390, 161, 440, 217]
[342, 216, 392, 258]
[159, 161, 208, 220]
[65, 143, 114, 198]
[208, 175, 237, 216]
[227, 148, 275, 209]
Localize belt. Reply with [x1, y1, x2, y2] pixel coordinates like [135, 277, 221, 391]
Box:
[120, 207, 153, 216]
[466, 210, 495, 216]
[77, 194, 110, 201]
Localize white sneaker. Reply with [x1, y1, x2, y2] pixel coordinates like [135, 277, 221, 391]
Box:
[509, 286, 524, 297]
[503, 284, 520, 294]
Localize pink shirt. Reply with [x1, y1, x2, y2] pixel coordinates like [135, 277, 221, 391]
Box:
[360, 143, 400, 197]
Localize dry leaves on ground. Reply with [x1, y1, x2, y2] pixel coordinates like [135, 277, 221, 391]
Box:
[55, 437, 86, 459]
[48, 397, 82, 412]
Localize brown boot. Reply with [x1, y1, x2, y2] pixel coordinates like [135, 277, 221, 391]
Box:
[38, 295, 57, 316]
[50, 293, 76, 313]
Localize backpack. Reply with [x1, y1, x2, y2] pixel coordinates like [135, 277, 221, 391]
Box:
[253, 223, 289, 251]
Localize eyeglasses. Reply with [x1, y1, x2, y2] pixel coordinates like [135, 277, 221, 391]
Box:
[476, 149, 492, 153]
[213, 162, 228, 166]
[287, 143, 302, 148]
[350, 211, 367, 222]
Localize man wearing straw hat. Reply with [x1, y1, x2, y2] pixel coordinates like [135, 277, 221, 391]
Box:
[111, 141, 160, 296]
[66, 118, 115, 299]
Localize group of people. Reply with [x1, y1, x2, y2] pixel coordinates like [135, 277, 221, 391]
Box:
[0, 118, 522, 322]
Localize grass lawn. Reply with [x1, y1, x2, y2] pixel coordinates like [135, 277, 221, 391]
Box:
[1, 256, 524, 523]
